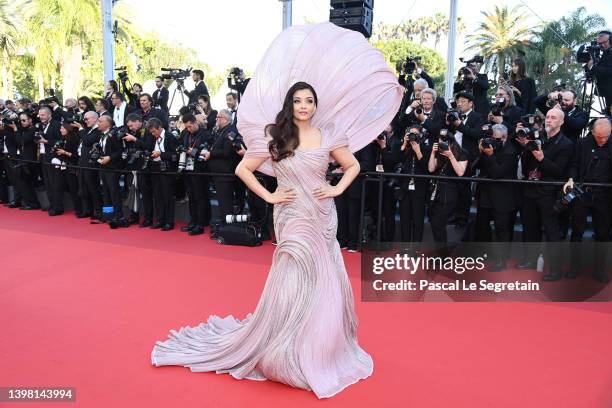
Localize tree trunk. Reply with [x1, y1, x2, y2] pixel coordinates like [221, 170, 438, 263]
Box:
[497, 53, 506, 82]
[61, 41, 83, 99]
[1, 64, 8, 100]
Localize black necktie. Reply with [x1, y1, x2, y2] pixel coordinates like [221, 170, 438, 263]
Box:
[460, 114, 467, 120]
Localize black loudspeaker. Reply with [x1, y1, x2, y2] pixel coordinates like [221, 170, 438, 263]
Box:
[329, 0, 374, 38]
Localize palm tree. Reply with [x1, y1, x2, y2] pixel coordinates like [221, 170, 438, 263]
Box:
[0, 0, 27, 99]
[524, 7, 606, 92]
[465, 5, 535, 81]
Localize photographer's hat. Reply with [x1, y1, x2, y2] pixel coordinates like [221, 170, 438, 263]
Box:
[455, 91, 475, 102]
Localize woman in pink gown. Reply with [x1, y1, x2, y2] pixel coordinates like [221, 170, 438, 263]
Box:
[151, 22, 402, 399]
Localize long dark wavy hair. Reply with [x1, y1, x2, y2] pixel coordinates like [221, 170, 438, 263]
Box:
[510, 57, 527, 83]
[266, 82, 318, 161]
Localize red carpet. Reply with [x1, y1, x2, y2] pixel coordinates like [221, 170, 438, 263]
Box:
[1, 205, 611, 408]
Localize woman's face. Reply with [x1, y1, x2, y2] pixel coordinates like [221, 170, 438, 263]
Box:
[292, 89, 316, 122]
[511, 63, 519, 74]
[198, 99, 209, 110]
[496, 87, 510, 103]
[78, 100, 87, 111]
[60, 126, 68, 137]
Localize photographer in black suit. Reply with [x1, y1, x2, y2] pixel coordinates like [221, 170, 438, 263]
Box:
[539, 90, 589, 142]
[13, 113, 40, 209]
[447, 91, 485, 227]
[48, 122, 83, 217]
[1, 119, 21, 207]
[201, 109, 243, 236]
[474, 124, 519, 271]
[397, 79, 447, 135]
[400, 87, 446, 142]
[396, 124, 431, 243]
[122, 113, 155, 227]
[97, 116, 124, 222]
[487, 84, 523, 137]
[75, 111, 103, 219]
[138, 94, 168, 129]
[180, 114, 212, 236]
[110, 92, 135, 127]
[36, 106, 61, 209]
[147, 118, 179, 231]
[453, 56, 490, 115]
[185, 69, 209, 104]
[515, 108, 573, 281]
[587, 30, 612, 112]
[152, 76, 169, 113]
[564, 118, 612, 283]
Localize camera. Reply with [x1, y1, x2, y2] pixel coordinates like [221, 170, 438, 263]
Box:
[520, 114, 540, 127]
[546, 93, 563, 108]
[554, 184, 584, 213]
[402, 56, 421, 75]
[386, 162, 404, 189]
[51, 140, 65, 154]
[458, 55, 483, 79]
[227, 67, 247, 95]
[491, 97, 506, 116]
[576, 41, 603, 65]
[196, 142, 212, 162]
[89, 142, 102, 163]
[115, 66, 129, 82]
[64, 109, 83, 125]
[1, 108, 17, 126]
[481, 124, 493, 138]
[231, 134, 245, 151]
[525, 138, 542, 152]
[110, 126, 128, 139]
[226, 214, 250, 224]
[160, 67, 192, 82]
[407, 131, 421, 143]
[176, 145, 188, 172]
[447, 108, 461, 123]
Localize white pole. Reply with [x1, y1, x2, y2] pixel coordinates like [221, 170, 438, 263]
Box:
[281, 0, 293, 30]
[445, 0, 458, 102]
[102, 0, 115, 83]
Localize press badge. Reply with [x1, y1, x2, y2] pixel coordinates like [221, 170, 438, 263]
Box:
[408, 178, 415, 191]
[375, 164, 384, 172]
[186, 157, 195, 171]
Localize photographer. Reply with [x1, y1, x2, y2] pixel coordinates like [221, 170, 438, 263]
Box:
[13, 113, 41, 209]
[398, 57, 434, 92]
[474, 124, 519, 271]
[185, 69, 209, 104]
[453, 56, 490, 115]
[196, 94, 218, 132]
[45, 96, 64, 122]
[515, 108, 573, 281]
[487, 84, 523, 136]
[542, 90, 589, 143]
[1, 115, 25, 208]
[48, 122, 83, 217]
[508, 57, 536, 114]
[427, 130, 469, 242]
[396, 124, 431, 243]
[111, 92, 135, 127]
[36, 106, 62, 209]
[97, 116, 125, 222]
[401, 87, 445, 141]
[76, 111, 103, 219]
[563, 118, 612, 283]
[447, 91, 485, 227]
[95, 98, 112, 118]
[123, 113, 155, 227]
[397, 79, 447, 134]
[180, 114, 212, 236]
[78, 96, 95, 114]
[587, 30, 612, 112]
[103, 80, 119, 105]
[147, 118, 179, 231]
[201, 109, 244, 235]
[227, 67, 250, 97]
[138, 93, 168, 130]
[226, 93, 239, 125]
[152, 76, 169, 113]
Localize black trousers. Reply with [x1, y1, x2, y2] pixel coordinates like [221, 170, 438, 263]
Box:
[247, 173, 276, 238]
[475, 206, 514, 261]
[521, 190, 562, 271]
[40, 157, 54, 207]
[570, 192, 611, 275]
[15, 162, 39, 207]
[454, 180, 473, 223]
[233, 176, 247, 213]
[213, 176, 235, 225]
[429, 183, 458, 243]
[0, 158, 8, 202]
[399, 192, 427, 242]
[79, 167, 102, 217]
[100, 169, 123, 219]
[335, 191, 362, 246]
[128, 171, 154, 223]
[3, 158, 21, 204]
[50, 166, 82, 214]
[151, 164, 175, 226]
[381, 186, 398, 242]
[184, 172, 210, 227]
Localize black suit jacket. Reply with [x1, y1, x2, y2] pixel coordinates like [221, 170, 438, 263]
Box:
[139, 107, 169, 129]
[451, 110, 485, 160]
[521, 131, 574, 195]
[476, 140, 519, 212]
[186, 81, 209, 104]
[40, 120, 62, 161]
[152, 132, 180, 171]
[152, 87, 169, 112]
[592, 48, 612, 96]
[99, 130, 124, 170]
[15, 128, 37, 161]
[562, 107, 589, 143]
[78, 126, 101, 167]
[568, 133, 612, 182]
[182, 127, 210, 172]
[454, 73, 490, 115]
[208, 125, 240, 174]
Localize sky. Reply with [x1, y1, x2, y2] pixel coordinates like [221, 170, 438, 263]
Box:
[121, 0, 612, 74]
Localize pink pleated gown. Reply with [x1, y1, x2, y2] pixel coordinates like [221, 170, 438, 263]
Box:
[151, 21, 403, 399]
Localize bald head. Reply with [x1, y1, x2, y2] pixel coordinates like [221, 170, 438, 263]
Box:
[545, 108, 565, 135]
[98, 115, 113, 131]
[592, 118, 611, 146]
